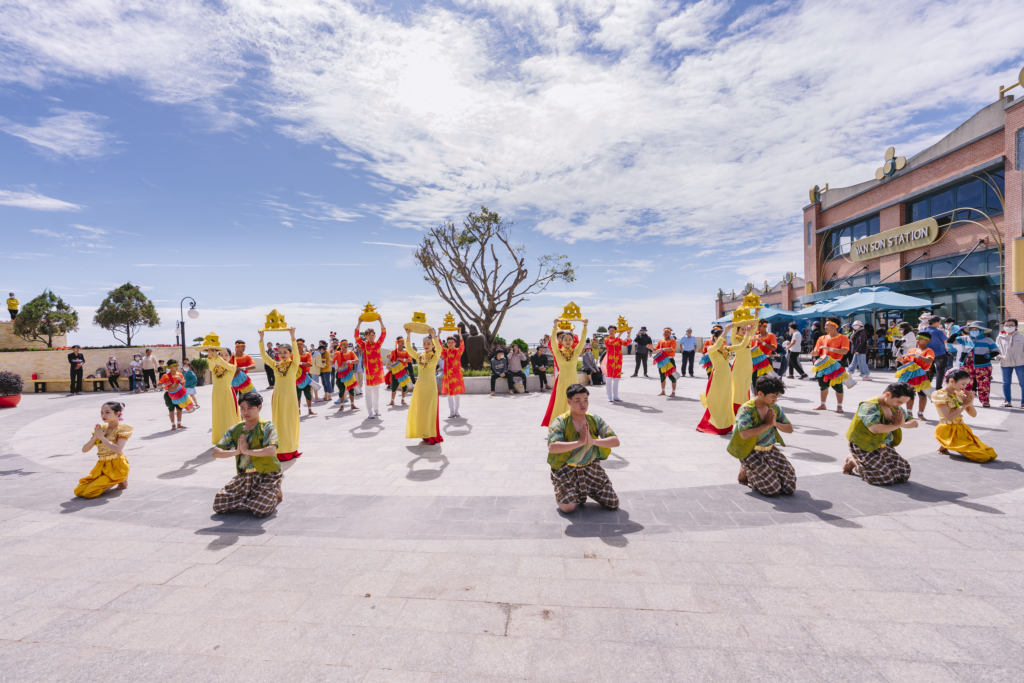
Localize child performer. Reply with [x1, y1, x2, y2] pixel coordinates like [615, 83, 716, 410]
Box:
[212, 392, 283, 517]
[931, 368, 998, 462]
[182, 361, 200, 408]
[844, 383, 919, 486]
[333, 339, 359, 411]
[601, 325, 631, 402]
[649, 327, 679, 397]
[730, 375, 795, 496]
[729, 321, 754, 410]
[441, 334, 466, 418]
[406, 328, 443, 445]
[750, 320, 776, 387]
[159, 359, 195, 430]
[208, 348, 241, 445]
[229, 340, 255, 391]
[258, 327, 302, 460]
[541, 318, 589, 427]
[355, 317, 387, 418]
[894, 331, 934, 420]
[697, 325, 736, 434]
[812, 316, 852, 413]
[295, 338, 316, 416]
[546, 383, 620, 512]
[75, 402, 132, 498]
[388, 336, 414, 406]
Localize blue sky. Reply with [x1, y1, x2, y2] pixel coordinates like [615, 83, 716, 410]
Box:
[1, 0, 1022, 347]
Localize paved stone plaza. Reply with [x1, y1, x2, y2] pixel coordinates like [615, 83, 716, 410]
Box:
[1, 371, 1023, 682]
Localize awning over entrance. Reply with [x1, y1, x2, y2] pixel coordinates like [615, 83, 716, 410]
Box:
[792, 287, 931, 319]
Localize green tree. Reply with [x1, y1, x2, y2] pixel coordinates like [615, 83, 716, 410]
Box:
[93, 282, 161, 346]
[414, 206, 575, 344]
[597, 326, 608, 334]
[13, 290, 79, 348]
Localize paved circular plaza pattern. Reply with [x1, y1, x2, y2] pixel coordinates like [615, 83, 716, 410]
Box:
[1, 372, 1023, 681]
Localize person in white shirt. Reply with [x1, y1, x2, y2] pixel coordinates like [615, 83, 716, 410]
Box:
[997, 318, 1024, 408]
[784, 323, 808, 379]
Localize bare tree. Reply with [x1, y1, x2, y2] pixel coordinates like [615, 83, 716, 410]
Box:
[414, 206, 575, 344]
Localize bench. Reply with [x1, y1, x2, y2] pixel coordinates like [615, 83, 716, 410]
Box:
[33, 378, 111, 393]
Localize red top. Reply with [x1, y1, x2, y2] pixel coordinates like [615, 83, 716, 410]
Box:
[158, 372, 183, 391]
[903, 347, 935, 367]
[752, 332, 777, 355]
[334, 350, 357, 373]
[603, 336, 631, 379]
[229, 354, 254, 373]
[355, 326, 387, 386]
[654, 339, 678, 356]
[441, 339, 466, 395]
[813, 333, 850, 360]
[389, 348, 413, 371]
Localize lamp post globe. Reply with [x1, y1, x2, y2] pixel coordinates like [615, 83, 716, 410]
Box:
[180, 297, 198, 365]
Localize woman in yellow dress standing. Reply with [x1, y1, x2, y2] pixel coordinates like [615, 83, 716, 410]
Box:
[697, 324, 735, 434]
[931, 368, 998, 462]
[208, 348, 242, 445]
[259, 327, 301, 460]
[406, 328, 443, 445]
[730, 321, 755, 411]
[541, 318, 589, 426]
[75, 401, 133, 498]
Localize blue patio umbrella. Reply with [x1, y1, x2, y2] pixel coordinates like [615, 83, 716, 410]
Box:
[810, 287, 931, 317]
[712, 306, 797, 326]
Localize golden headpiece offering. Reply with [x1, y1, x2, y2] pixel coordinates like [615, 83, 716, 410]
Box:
[741, 293, 763, 310]
[359, 302, 381, 322]
[199, 332, 221, 348]
[731, 306, 758, 324]
[404, 310, 431, 334]
[613, 315, 632, 333]
[439, 311, 459, 332]
[557, 320, 576, 332]
[560, 301, 583, 321]
[260, 309, 288, 331]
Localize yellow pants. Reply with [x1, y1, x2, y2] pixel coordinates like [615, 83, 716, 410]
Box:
[74, 456, 130, 498]
[934, 423, 998, 463]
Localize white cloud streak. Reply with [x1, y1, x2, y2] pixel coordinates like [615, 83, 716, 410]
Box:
[363, 242, 418, 248]
[0, 189, 82, 211]
[0, 109, 117, 158]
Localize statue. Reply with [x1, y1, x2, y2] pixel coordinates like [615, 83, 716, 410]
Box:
[464, 323, 487, 371]
[457, 322, 469, 369]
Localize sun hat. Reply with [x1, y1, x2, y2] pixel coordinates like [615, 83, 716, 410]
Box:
[964, 320, 991, 333]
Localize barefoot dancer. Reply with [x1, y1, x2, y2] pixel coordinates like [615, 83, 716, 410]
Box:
[650, 327, 679, 397]
[74, 402, 133, 498]
[844, 383, 919, 485]
[333, 339, 359, 411]
[546, 384, 620, 512]
[894, 331, 934, 420]
[388, 336, 414, 406]
[541, 318, 589, 427]
[295, 338, 316, 416]
[812, 317, 852, 414]
[159, 359, 195, 430]
[730, 375, 796, 496]
[259, 327, 302, 461]
[212, 392, 283, 517]
[932, 368, 998, 462]
[405, 327, 444, 445]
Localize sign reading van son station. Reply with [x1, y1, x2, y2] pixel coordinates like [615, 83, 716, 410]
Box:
[849, 218, 939, 263]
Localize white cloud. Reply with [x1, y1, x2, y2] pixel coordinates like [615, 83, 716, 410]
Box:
[0, 109, 117, 158]
[363, 241, 418, 248]
[579, 260, 656, 268]
[0, 189, 82, 211]
[1, 0, 1022, 256]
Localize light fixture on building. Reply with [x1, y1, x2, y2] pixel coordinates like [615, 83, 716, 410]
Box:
[998, 66, 1024, 101]
[875, 147, 906, 180]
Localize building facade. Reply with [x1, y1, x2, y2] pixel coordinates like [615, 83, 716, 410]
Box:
[715, 274, 805, 319]
[802, 93, 1024, 328]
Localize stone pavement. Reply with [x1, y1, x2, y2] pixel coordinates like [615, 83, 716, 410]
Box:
[1, 371, 1023, 682]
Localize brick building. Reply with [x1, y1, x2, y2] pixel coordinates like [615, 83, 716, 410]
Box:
[715, 273, 805, 319]
[801, 93, 1024, 327]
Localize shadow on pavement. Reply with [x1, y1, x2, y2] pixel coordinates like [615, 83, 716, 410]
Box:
[196, 518, 269, 547]
[157, 447, 215, 479]
[59, 489, 124, 513]
[764, 490, 863, 528]
[614, 402, 663, 414]
[885, 481, 1005, 515]
[406, 453, 449, 481]
[349, 423, 385, 438]
[563, 506, 644, 547]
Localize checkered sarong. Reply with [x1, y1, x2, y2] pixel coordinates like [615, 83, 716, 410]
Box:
[741, 446, 796, 496]
[213, 470, 283, 517]
[848, 441, 911, 486]
[550, 461, 619, 509]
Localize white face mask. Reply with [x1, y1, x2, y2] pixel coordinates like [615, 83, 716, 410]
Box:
[1006, 325, 1018, 333]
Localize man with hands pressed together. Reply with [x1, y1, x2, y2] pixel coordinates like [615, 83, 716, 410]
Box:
[546, 383, 621, 513]
[211, 391, 283, 517]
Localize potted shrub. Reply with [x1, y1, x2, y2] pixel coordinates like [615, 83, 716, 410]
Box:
[0, 371, 24, 408]
[189, 357, 210, 386]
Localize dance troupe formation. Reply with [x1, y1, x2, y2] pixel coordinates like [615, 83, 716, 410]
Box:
[73, 300, 1001, 520]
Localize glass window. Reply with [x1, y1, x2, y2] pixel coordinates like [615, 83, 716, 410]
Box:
[910, 199, 928, 223]
[868, 216, 880, 236]
[851, 221, 868, 241]
[806, 221, 813, 246]
[931, 293, 953, 320]
[987, 288, 1001, 330]
[955, 180, 984, 221]
[931, 260, 954, 278]
[866, 271, 880, 285]
[955, 291, 979, 324]
[930, 190, 953, 224]
[908, 263, 927, 280]
[987, 170, 1005, 212]
[987, 250, 1001, 274]
[953, 252, 984, 276]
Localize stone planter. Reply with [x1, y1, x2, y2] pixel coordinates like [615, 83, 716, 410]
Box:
[0, 395, 21, 408]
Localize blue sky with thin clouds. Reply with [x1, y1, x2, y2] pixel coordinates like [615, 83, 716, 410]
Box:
[1, 0, 1022, 347]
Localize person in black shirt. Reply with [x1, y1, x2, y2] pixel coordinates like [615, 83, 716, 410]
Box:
[631, 327, 653, 377]
[530, 348, 549, 391]
[68, 345, 85, 396]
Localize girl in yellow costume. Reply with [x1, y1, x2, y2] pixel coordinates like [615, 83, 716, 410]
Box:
[541, 318, 589, 427]
[259, 327, 301, 460]
[75, 402, 133, 498]
[697, 324, 736, 434]
[208, 348, 241, 445]
[931, 368, 998, 462]
[406, 328, 444, 445]
[729, 322, 755, 410]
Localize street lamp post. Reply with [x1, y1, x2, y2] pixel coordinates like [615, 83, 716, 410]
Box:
[180, 297, 199, 365]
